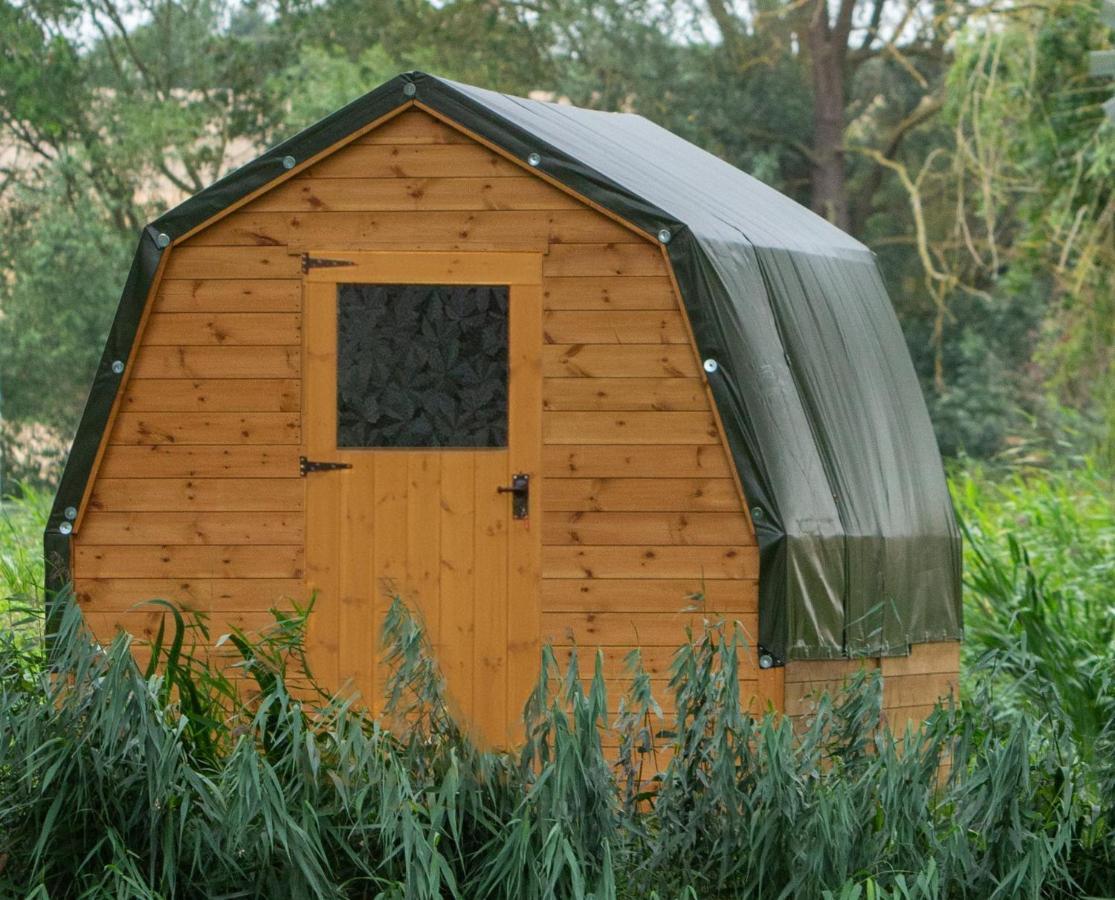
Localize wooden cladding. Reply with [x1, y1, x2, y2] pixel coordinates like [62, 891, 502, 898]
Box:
[75, 105, 762, 706]
[193, 210, 637, 249]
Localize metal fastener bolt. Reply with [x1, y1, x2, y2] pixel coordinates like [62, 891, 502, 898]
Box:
[703, 358, 718, 373]
[751, 506, 764, 521]
[658, 228, 672, 244]
[64, 506, 78, 520]
[402, 82, 417, 97]
[527, 152, 542, 167]
[111, 360, 125, 374]
[282, 155, 296, 170]
[155, 232, 170, 249]
[758, 653, 774, 670]
[59, 522, 73, 535]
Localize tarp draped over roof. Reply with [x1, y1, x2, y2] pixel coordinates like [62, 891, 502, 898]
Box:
[48, 72, 962, 660]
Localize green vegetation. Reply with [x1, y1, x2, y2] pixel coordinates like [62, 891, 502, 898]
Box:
[1, 0, 1112, 481]
[1, 0, 1113, 893]
[2, 462, 1114, 896]
[0, 590, 1108, 898]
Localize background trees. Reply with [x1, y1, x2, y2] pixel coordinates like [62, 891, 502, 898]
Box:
[1, 0, 1112, 485]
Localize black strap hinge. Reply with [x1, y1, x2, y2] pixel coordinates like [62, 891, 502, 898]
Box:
[301, 253, 356, 274]
[300, 456, 353, 476]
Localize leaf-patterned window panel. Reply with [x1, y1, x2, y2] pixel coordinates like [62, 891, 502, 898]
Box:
[336, 283, 509, 448]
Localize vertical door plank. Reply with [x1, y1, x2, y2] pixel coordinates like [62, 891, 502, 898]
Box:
[302, 282, 340, 687]
[373, 452, 410, 703]
[340, 463, 376, 706]
[439, 453, 476, 727]
[472, 452, 510, 745]
[507, 282, 544, 738]
[406, 454, 443, 643]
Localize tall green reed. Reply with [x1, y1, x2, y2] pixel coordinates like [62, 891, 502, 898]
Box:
[2, 589, 1105, 898]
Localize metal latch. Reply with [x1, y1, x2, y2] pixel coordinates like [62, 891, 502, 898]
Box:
[300, 456, 353, 476]
[497, 473, 530, 519]
[301, 253, 356, 274]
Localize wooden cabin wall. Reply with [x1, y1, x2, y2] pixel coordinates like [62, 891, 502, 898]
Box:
[783, 642, 961, 730]
[71, 107, 763, 712]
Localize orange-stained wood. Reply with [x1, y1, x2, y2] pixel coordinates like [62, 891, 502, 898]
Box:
[251, 176, 584, 214]
[71, 105, 990, 740]
[301, 252, 543, 747]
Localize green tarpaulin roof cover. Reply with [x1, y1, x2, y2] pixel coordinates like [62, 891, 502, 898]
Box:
[47, 72, 962, 661]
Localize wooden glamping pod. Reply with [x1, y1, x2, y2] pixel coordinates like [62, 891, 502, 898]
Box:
[46, 73, 962, 744]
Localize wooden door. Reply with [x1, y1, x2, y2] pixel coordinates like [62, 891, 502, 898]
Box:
[302, 251, 542, 745]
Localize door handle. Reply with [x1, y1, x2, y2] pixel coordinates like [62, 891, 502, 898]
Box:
[497, 473, 530, 519]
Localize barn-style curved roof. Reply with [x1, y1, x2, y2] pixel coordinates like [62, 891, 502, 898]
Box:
[47, 72, 962, 660]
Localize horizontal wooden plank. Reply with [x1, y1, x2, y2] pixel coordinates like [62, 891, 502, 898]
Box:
[542, 311, 687, 344]
[543, 378, 708, 412]
[75, 577, 306, 611]
[542, 578, 757, 613]
[552, 644, 681, 679]
[544, 411, 719, 445]
[883, 672, 958, 709]
[98, 445, 301, 479]
[304, 250, 542, 286]
[195, 210, 636, 248]
[573, 679, 686, 715]
[543, 512, 752, 546]
[82, 609, 285, 643]
[884, 705, 940, 733]
[308, 144, 522, 179]
[545, 478, 740, 512]
[356, 110, 473, 144]
[784, 658, 878, 685]
[544, 243, 664, 277]
[543, 345, 700, 377]
[122, 379, 300, 413]
[89, 479, 303, 512]
[879, 642, 961, 677]
[143, 313, 301, 346]
[249, 176, 582, 213]
[784, 678, 870, 711]
[543, 611, 758, 647]
[567, 681, 766, 718]
[74, 545, 304, 579]
[543, 445, 732, 478]
[164, 247, 301, 279]
[544, 276, 677, 310]
[77, 512, 302, 546]
[155, 280, 301, 312]
[544, 546, 759, 579]
[552, 645, 762, 681]
[132, 346, 300, 379]
[110, 413, 300, 445]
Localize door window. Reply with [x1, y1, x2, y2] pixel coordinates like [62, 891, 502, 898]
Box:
[336, 283, 509, 448]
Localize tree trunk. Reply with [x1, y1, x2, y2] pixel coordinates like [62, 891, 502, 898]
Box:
[805, 2, 852, 232]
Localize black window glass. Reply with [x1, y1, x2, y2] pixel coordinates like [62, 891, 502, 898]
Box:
[337, 283, 509, 447]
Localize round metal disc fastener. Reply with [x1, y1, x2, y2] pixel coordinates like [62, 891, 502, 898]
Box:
[111, 360, 125, 374]
[527, 152, 542, 167]
[657, 228, 672, 243]
[703, 358, 718, 373]
[59, 522, 73, 535]
[64, 506, 78, 520]
[751, 506, 764, 521]
[758, 653, 774, 670]
[155, 232, 170, 249]
[282, 155, 296, 169]
[402, 82, 417, 97]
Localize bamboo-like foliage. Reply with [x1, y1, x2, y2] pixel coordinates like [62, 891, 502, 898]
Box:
[0, 590, 1111, 898]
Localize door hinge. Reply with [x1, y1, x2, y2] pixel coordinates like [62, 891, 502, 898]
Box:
[301, 253, 356, 274]
[300, 456, 353, 476]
